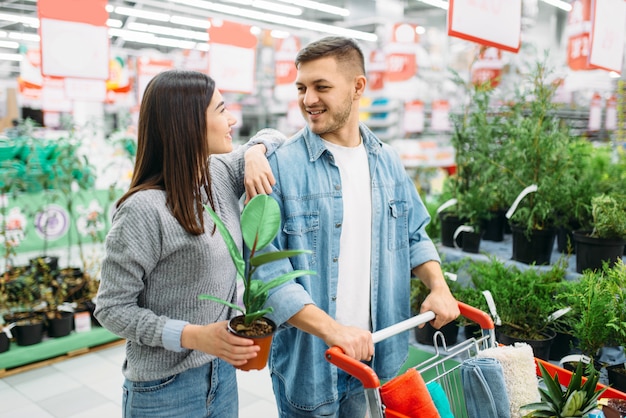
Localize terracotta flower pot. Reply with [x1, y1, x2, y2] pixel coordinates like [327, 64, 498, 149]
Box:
[228, 316, 276, 371]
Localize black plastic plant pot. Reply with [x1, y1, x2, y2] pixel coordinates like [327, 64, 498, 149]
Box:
[47, 311, 74, 338]
[14, 320, 44, 346]
[0, 331, 10, 353]
[511, 225, 556, 266]
[573, 231, 625, 274]
[439, 213, 465, 248]
[497, 327, 556, 361]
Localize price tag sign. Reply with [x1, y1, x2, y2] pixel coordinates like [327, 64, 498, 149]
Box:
[589, 0, 626, 73]
[403, 100, 425, 133]
[431, 100, 451, 132]
[605, 95, 617, 130]
[275, 36, 300, 86]
[588, 92, 603, 131]
[448, 0, 522, 52]
[209, 20, 258, 94]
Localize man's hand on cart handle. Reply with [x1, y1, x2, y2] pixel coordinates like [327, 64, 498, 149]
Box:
[288, 304, 375, 361]
[323, 322, 375, 361]
[419, 285, 460, 330]
[412, 261, 461, 330]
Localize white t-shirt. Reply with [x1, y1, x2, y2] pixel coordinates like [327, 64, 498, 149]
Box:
[323, 139, 372, 331]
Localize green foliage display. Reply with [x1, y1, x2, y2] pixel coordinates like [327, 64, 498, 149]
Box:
[520, 361, 607, 418]
[557, 259, 626, 357]
[459, 257, 568, 339]
[446, 71, 509, 231]
[200, 194, 315, 327]
[501, 58, 577, 233]
[589, 194, 626, 239]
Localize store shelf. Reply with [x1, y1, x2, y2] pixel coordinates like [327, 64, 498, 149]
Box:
[0, 326, 121, 375]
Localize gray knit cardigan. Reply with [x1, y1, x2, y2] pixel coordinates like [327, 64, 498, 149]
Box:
[94, 130, 285, 381]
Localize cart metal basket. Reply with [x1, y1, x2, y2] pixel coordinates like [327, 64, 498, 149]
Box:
[325, 301, 626, 418]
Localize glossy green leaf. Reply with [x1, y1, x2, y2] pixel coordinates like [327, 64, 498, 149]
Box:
[250, 249, 311, 267]
[257, 269, 316, 294]
[241, 194, 281, 251]
[198, 294, 244, 313]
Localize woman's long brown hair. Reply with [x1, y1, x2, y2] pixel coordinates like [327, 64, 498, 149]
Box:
[117, 70, 214, 235]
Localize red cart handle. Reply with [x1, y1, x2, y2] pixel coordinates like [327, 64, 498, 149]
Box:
[325, 301, 494, 389]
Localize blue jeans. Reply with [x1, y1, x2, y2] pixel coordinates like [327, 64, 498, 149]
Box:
[122, 359, 237, 418]
[272, 369, 367, 418]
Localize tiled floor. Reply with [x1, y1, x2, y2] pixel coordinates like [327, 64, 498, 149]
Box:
[0, 341, 279, 418]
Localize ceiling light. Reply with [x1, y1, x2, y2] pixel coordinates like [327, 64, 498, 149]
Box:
[0, 53, 23, 61]
[114, 6, 171, 22]
[416, 26, 426, 35]
[170, 15, 212, 29]
[274, 0, 349, 17]
[109, 28, 200, 50]
[270, 29, 291, 38]
[128, 21, 209, 41]
[171, 0, 377, 42]
[107, 19, 124, 28]
[416, 0, 449, 10]
[8, 32, 40, 42]
[251, 0, 302, 16]
[224, 0, 302, 16]
[0, 40, 19, 49]
[540, 0, 572, 11]
[0, 12, 40, 27]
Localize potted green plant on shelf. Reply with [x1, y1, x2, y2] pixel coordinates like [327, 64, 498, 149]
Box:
[556, 259, 626, 374]
[501, 57, 578, 265]
[465, 257, 569, 360]
[520, 360, 607, 418]
[440, 72, 509, 251]
[572, 193, 626, 273]
[199, 194, 315, 371]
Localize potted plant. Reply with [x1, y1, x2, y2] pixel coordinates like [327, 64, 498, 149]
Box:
[557, 260, 626, 366]
[572, 193, 626, 273]
[442, 73, 509, 250]
[501, 58, 577, 265]
[465, 257, 569, 360]
[519, 360, 607, 417]
[199, 194, 315, 371]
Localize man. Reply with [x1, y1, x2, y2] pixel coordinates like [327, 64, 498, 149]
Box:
[258, 36, 459, 417]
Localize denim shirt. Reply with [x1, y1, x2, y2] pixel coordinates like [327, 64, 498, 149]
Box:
[260, 123, 441, 410]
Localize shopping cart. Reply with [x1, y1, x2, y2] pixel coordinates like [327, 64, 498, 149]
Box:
[325, 301, 626, 418]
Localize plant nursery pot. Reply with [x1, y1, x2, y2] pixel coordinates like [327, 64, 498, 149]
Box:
[455, 230, 483, 254]
[482, 210, 506, 242]
[0, 331, 10, 353]
[510, 225, 556, 266]
[46, 311, 74, 338]
[439, 213, 465, 248]
[228, 316, 276, 371]
[14, 318, 44, 346]
[556, 226, 576, 254]
[497, 327, 556, 361]
[572, 231, 626, 274]
[603, 399, 626, 418]
[29, 255, 60, 272]
[414, 320, 459, 346]
[607, 364, 626, 393]
[464, 323, 482, 340]
[548, 331, 578, 362]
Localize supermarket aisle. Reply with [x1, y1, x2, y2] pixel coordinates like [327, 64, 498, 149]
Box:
[0, 342, 279, 418]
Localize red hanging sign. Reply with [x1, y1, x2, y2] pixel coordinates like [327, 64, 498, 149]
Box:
[567, 0, 593, 71]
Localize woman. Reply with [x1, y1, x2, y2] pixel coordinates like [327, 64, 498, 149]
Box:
[94, 70, 283, 418]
